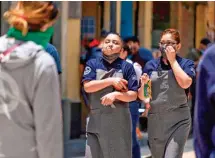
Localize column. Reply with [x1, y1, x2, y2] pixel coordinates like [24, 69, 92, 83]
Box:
[52, 2, 62, 56]
[103, 1, 110, 32]
[170, 2, 179, 28]
[66, 1, 81, 102]
[138, 1, 152, 49]
[66, 1, 82, 139]
[116, 1, 121, 34]
[195, 4, 207, 48]
[61, 1, 69, 97]
[1, 2, 10, 34]
[110, 1, 117, 32]
[178, 2, 195, 56]
[120, 1, 133, 38]
[206, 2, 215, 28]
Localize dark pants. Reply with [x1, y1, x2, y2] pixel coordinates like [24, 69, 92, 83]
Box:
[129, 101, 141, 158]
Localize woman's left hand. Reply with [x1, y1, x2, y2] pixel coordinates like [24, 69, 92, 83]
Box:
[140, 73, 150, 87]
[165, 46, 176, 63]
[101, 92, 117, 106]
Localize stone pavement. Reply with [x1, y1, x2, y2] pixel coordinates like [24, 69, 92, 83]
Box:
[182, 139, 196, 158]
[183, 151, 195, 158]
[65, 133, 196, 158]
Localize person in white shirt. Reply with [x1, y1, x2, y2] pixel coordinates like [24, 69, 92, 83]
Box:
[120, 44, 142, 158]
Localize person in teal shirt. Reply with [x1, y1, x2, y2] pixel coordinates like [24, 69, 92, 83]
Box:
[45, 43, 62, 74]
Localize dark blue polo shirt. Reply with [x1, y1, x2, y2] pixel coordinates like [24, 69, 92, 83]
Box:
[82, 57, 139, 92]
[143, 55, 195, 95]
[143, 55, 195, 79]
[194, 44, 215, 158]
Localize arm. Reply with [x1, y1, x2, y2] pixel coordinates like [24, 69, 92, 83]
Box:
[101, 90, 137, 106]
[83, 78, 113, 93]
[115, 63, 138, 102]
[83, 59, 128, 93]
[82, 59, 115, 93]
[84, 77, 128, 93]
[137, 61, 153, 102]
[114, 91, 137, 102]
[101, 63, 139, 106]
[170, 60, 193, 89]
[165, 46, 195, 89]
[138, 74, 151, 105]
[33, 65, 63, 158]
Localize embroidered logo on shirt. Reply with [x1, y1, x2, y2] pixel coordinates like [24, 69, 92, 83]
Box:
[84, 66, 92, 75]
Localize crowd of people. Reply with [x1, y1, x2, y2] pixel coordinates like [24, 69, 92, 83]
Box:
[80, 27, 215, 158]
[0, 1, 214, 158]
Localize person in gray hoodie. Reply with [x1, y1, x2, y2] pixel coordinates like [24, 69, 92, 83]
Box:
[0, 2, 63, 158]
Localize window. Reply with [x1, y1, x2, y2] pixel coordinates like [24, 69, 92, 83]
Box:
[152, 2, 170, 48]
[81, 16, 96, 39]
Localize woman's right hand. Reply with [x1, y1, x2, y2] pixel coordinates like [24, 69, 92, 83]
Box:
[140, 73, 150, 86]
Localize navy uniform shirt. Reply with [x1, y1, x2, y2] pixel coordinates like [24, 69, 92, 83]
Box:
[143, 55, 196, 95]
[82, 57, 139, 92]
[194, 44, 215, 158]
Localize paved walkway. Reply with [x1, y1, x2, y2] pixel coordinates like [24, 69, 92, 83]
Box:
[183, 151, 195, 158]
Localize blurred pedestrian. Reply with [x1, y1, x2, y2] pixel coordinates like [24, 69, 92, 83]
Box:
[199, 38, 211, 55]
[1, 2, 62, 158]
[194, 44, 215, 158]
[45, 43, 62, 75]
[120, 43, 142, 158]
[124, 36, 153, 68]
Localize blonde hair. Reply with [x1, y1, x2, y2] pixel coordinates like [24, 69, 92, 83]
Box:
[4, 1, 59, 35]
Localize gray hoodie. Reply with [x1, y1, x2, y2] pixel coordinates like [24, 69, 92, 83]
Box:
[0, 36, 63, 158]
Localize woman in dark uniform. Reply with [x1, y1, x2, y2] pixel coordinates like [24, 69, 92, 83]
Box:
[138, 29, 196, 158]
[82, 32, 139, 158]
